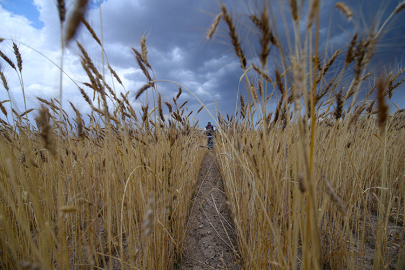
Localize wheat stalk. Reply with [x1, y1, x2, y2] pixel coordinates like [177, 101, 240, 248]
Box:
[221, 4, 246, 69]
[207, 12, 222, 40]
[65, 0, 89, 44]
[335, 2, 353, 20]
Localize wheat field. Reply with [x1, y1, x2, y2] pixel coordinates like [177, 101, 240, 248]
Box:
[0, 0, 405, 269]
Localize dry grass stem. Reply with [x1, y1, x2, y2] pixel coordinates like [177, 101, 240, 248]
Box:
[377, 76, 388, 129]
[207, 12, 222, 40]
[57, 0, 66, 23]
[252, 63, 273, 84]
[290, 0, 298, 22]
[323, 176, 347, 215]
[143, 193, 155, 237]
[158, 93, 165, 122]
[176, 87, 182, 100]
[81, 18, 101, 46]
[0, 101, 7, 116]
[335, 91, 343, 120]
[221, 4, 246, 69]
[12, 43, 22, 72]
[275, 69, 285, 95]
[19, 109, 34, 118]
[65, 0, 89, 44]
[135, 82, 153, 100]
[108, 64, 123, 85]
[335, 2, 353, 20]
[0, 71, 9, 91]
[259, 7, 271, 66]
[0, 50, 16, 70]
[36, 106, 56, 156]
[394, 1, 405, 15]
[140, 35, 151, 69]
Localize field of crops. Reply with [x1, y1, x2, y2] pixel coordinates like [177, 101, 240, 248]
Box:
[1, 0, 405, 269]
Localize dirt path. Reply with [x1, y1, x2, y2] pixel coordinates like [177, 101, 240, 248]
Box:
[177, 152, 241, 270]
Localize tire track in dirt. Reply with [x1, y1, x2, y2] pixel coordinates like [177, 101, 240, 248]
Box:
[177, 152, 241, 270]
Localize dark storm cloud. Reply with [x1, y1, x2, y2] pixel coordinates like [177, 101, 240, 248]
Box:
[84, 0, 405, 125]
[1, 0, 404, 127]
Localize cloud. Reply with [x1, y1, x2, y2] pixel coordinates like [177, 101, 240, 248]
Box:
[0, 0, 404, 127]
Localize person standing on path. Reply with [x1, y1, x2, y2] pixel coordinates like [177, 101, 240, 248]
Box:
[204, 122, 215, 151]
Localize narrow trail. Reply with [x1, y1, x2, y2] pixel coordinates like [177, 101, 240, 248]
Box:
[177, 152, 241, 270]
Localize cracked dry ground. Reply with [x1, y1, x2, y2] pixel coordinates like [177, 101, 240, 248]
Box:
[177, 152, 241, 270]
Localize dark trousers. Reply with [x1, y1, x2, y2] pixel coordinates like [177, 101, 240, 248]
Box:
[207, 137, 213, 149]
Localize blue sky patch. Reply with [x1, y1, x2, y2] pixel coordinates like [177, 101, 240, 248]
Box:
[1, 0, 44, 29]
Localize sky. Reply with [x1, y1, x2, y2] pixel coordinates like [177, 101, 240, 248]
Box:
[0, 0, 405, 128]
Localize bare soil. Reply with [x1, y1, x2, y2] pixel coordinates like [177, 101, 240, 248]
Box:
[176, 152, 241, 270]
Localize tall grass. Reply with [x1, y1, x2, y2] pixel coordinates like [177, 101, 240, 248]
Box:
[209, 1, 405, 269]
[0, 0, 405, 269]
[0, 53, 207, 269]
[0, 2, 206, 269]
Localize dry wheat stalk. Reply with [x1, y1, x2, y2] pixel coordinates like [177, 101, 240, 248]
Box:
[335, 2, 352, 20]
[252, 63, 273, 84]
[77, 42, 103, 85]
[19, 109, 34, 118]
[394, 1, 405, 14]
[65, 0, 89, 44]
[132, 48, 153, 83]
[292, 57, 305, 109]
[37, 97, 59, 111]
[348, 103, 366, 127]
[12, 43, 22, 72]
[0, 102, 6, 116]
[249, 14, 263, 29]
[81, 60, 100, 92]
[165, 101, 173, 113]
[334, 91, 343, 120]
[317, 49, 341, 83]
[76, 113, 84, 139]
[140, 35, 151, 69]
[176, 87, 182, 100]
[221, 4, 246, 69]
[345, 33, 358, 66]
[354, 39, 366, 81]
[323, 177, 347, 215]
[259, 7, 271, 66]
[207, 12, 222, 40]
[312, 55, 322, 71]
[123, 104, 138, 122]
[316, 77, 335, 103]
[78, 87, 92, 106]
[365, 84, 377, 99]
[307, 0, 319, 30]
[290, 0, 298, 22]
[250, 83, 259, 102]
[135, 82, 153, 100]
[0, 71, 8, 91]
[377, 76, 388, 129]
[158, 93, 165, 122]
[57, 0, 66, 23]
[108, 64, 123, 85]
[272, 96, 284, 125]
[19, 261, 44, 270]
[179, 100, 188, 109]
[275, 69, 285, 95]
[81, 18, 101, 46]
[36, 106, 56, 156]
[0, 50, 16, 70]
[298, 173, 306, 193]
[258, 79, 264, 98]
